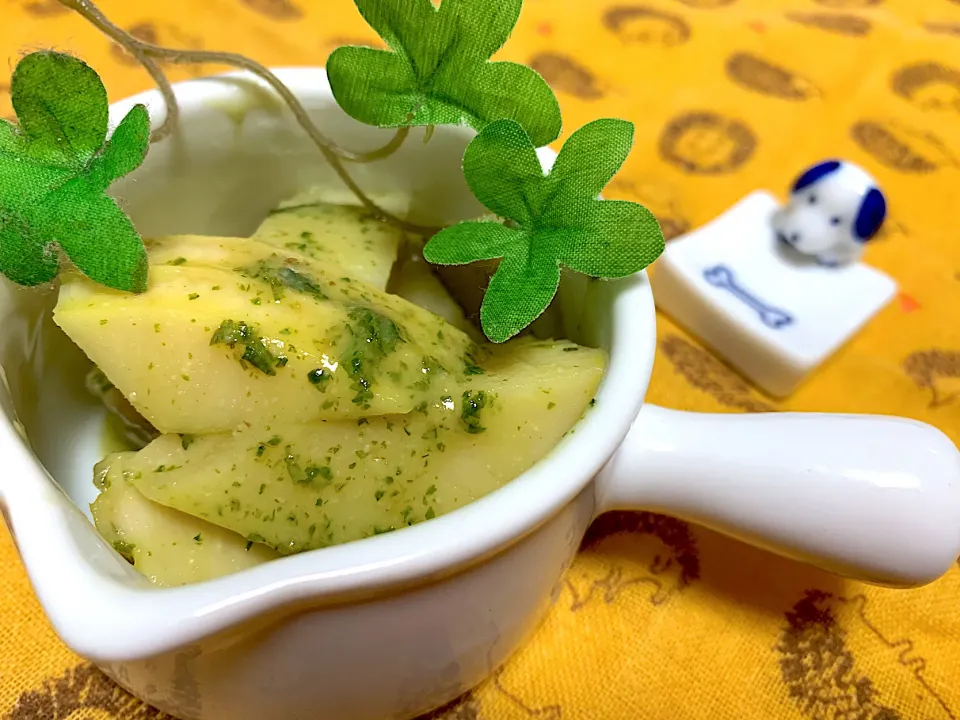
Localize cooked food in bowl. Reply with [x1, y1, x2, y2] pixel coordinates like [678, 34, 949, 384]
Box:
[54, 189, 606, 586]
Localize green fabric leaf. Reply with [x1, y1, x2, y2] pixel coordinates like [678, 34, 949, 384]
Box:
[426, 118, 665, 342]
[350, 0, 438, 53]
[555, 200, 664, 278]
[87, 104, 151, 192]
[36, 176, 148, 293]
[328, 0, 562, 147]
[423, 221, 522, 265]
[0, 122, 17, 154]
[480, 241, 560, 344]
[544, 118, 634, 215]
[461, 119, 545, 224]
[11, 51, 108, 169]
[0, 213, 58, 287]
[325, 48, 420, 127]
[0, 52, 151, 293]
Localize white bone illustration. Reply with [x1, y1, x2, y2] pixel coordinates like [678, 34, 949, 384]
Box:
[702, 264, 794, 330]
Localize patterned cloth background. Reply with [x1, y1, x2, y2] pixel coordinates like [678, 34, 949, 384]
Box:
[2, 0, 960, 718]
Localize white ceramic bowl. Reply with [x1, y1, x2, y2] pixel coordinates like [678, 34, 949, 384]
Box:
[1, 69, 959, 720]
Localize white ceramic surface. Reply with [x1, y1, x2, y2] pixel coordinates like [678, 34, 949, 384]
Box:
[1, 69, 959, 720]
[651, 191, 898, 397]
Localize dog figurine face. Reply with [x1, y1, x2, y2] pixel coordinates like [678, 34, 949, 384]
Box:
[772, 160, 887, 266]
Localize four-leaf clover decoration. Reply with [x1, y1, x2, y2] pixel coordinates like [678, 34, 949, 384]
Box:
[327, 0, 562, 147]
[423, 118, 665, 343]
[0, 52, 151, 292]
[0, 24, 662, 349]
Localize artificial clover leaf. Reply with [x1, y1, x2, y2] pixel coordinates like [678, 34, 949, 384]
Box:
[424, 118, 665, 343]
[0, 51, 151, 292]
[327, 0, 562, 147]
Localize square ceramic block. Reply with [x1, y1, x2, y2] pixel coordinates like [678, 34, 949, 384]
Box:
[651, 191, 897, 397]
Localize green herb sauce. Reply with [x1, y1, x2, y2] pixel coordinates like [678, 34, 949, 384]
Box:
[238, 257, 327, 303]
[339, 306, 404, 408]
[112, 540, 136, 564]
[460, 390, 493, 434]
[210, 320, 278, 376]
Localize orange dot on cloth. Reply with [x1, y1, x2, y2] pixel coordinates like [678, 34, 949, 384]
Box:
[897, 293, 922, 312]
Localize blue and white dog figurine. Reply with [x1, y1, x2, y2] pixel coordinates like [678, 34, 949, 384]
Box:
[772, 160, 887, 267]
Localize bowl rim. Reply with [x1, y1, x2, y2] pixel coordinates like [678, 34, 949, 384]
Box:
[0, 67, 657, 662]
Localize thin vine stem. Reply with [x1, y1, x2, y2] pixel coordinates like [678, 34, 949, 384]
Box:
[59, 0, 435, 236]
[106, 38, 179, 143]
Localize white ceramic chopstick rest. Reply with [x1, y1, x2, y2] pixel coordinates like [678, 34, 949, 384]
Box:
[651, 160, 897, 398]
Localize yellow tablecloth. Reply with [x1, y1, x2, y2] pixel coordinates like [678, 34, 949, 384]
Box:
[3, 0, 960, 717]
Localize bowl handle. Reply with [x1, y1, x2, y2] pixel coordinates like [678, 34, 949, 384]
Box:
[595, 404, 960, 587]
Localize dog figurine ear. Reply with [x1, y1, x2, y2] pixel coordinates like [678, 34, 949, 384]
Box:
[853, 187, 887, 242]
[791, 159, 841, 192]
